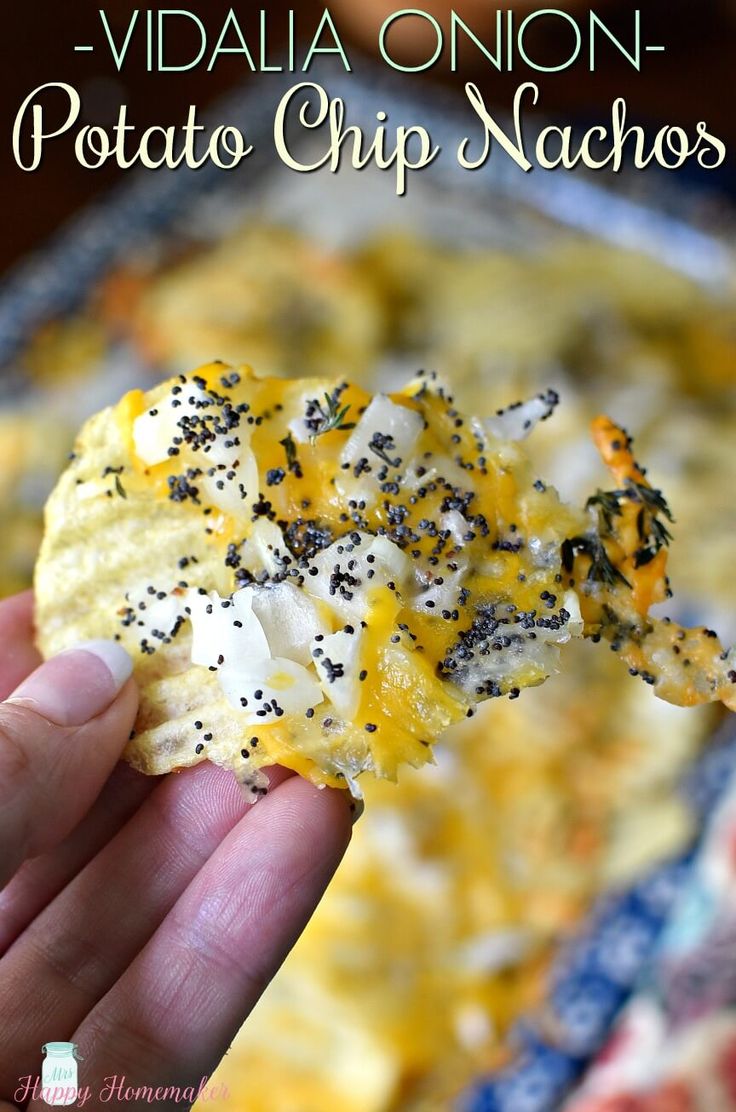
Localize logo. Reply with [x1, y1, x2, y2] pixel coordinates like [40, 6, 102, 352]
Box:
[40, 1042, 83, 1107]
[14, 1053, 230, 1107]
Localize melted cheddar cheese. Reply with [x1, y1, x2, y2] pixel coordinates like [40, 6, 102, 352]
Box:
[36, 362, 734, 802]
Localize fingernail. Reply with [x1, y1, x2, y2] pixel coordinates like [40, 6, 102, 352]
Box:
[7, 640, 133, 727]
[349, 795, 364, 825]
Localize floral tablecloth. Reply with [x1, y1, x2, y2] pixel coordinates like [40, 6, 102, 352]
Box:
[566, 726, 736, 1112]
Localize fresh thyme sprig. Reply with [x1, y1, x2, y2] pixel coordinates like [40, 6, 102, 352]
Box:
[586, 489, 622, 534]
[586, 478, 674, 570]
[308, 393, 356, 443]
[562, 534, 632, 589]
[626, 479, 674, 522]
[279, 432, 303, 477]
[627, 479, 674, 566]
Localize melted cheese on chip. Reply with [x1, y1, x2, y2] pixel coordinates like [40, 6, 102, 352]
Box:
[35, 363, 735, 801]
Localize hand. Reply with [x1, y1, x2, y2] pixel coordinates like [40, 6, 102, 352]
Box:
[0, 592, 353, 1110]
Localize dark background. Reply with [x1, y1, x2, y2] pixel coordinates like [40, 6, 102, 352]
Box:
[2, 0, 733, 274]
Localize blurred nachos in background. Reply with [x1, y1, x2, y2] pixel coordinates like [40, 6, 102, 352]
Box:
[3, 209, 736, 1109]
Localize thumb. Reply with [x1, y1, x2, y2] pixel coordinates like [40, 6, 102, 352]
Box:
[0, 641, 137, 890]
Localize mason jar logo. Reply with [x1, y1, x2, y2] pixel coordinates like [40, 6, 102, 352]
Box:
[40, 1043, 83, 1107]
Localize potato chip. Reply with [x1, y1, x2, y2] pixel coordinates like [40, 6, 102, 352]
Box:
[35, 364, 735, 797]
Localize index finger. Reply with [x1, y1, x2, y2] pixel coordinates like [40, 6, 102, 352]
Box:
[61, 776, 353, 1102]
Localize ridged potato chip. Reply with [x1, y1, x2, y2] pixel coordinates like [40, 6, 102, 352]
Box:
[35, 364, 735, 798]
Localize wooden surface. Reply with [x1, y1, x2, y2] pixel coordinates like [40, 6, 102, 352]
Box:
[2, 0, 733, 274]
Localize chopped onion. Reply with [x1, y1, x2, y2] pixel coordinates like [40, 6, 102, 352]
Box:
[311, 628, 364, 719]
[252, 581, 330, 665]
[199, 445, 259, 518]
[411, 566, 467, 615]
[186, 587, 270, 671]
[440, 510, 469, 548]
[484, 389, 560, 442]
[451, 588, 583, 697]
[124, 588, 186, 646]
[304, 532, 411, 621]
[559, 589, 584, 641]
[132, 384, 209, 466]
[240, 520, 289, 580]
[219, 657, 323, 722]
[336, 394, 424, 506]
